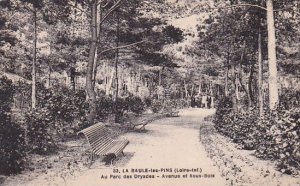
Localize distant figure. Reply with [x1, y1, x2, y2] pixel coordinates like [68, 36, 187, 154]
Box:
[198, 95, 202, 108]
[207, 96, 212, 109]
[211, 96, 215, 108]
[191, 96, 196, 108]
[195, 95, 201, 108]
[201, 95, 207, 108]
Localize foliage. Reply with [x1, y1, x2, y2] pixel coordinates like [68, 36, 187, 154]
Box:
[38, 85, 88, 138]
[214, 97, 258, 150]
[144, 97, 152, 107]
[279, 89, 300, 110]
[214, 95, 300, 175]
[114, 97, 128, 122]
[126, 95, 145, 115]
[95, 95, 146, 122]
[150, 99, 164, 113]
[95, 96, 114, 121]
[255, 108, 300, 175]
[23, 85, 88, 153]
[0, 77, 26, 175]
[162, 25, 184, 43]
[24, 108, 57, 154]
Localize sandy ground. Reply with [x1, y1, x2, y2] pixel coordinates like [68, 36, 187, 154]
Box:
[21, 108, 226, 186]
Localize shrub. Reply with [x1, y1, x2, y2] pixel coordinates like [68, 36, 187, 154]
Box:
[214, 96, 233, 134]
[144, 97, 152, 108]
[279, 89, 300, 110]
[0, 117, 27, 175]
[25, 108, 57, 154]
[95, 96, 114, 120]
[255, 108, 300, 174]
[150, 99, 164, 113]
[214, 95, 300, 175]
[275, 108, 300, 174]
[126, 96, 145, 115]
[0, 77, 26, 175]
[37, 86, 88, 138]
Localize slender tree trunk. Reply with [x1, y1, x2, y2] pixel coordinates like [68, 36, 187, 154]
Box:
[70, 67, 76, 91]
[258, 26, 264, 116]
[114, 9, 120, 122]
[48, 65, 51, 88]
[232, 64, 238, 112]
[158, 68, 162, 86]
[209, 81, 213, 95]
[247, 61, 254, 109]
[266, 0, 279, 110]
[92, 3, 102, 88]
[198, 83, 201, 95]
[184, 80, 188, 98]
[225, 53, 230, 96]
[239, 40, 252, 110]
[114, 9, 120, 101]
[86, 0, 98, 124]
[32, 8, 37, 109]
[191, 84, 195, 97]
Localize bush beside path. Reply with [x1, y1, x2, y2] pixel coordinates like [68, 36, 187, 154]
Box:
[200, 119, 300, 186]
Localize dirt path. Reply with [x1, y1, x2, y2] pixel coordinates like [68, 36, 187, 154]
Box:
[23, 108, 226, 186]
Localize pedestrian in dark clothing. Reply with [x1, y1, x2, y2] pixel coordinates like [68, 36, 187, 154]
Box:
[207, 96, 212, 109]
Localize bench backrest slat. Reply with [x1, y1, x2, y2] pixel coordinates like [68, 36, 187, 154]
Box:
[78, 122, 129, 157]
[78, 122, 113, 148]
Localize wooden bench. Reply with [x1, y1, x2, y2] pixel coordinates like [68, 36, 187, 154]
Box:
[77, 122, 129, 165]
[130, 119, 149, 131]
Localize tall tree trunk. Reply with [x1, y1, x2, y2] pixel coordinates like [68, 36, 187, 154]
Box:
[184, 79, 188, 98]
[258, 26, 264, 116]
[158, 68, 162, 86]
[48, 65, 51, 88]
[92, 3, 103, 88]
[114, 9, 120, 122]
[247, 61, 254, 109]
[225, 53, 230, 96]
[232, 64, 238, 112]
[191, 84, 195, 97]
[266, 0, 279, 110]
[86, 0, 98, 124]
[114, 9, 120, 101]
[238, 40, 252, 110]
[32, 8, 37, 109]
[70, 66, 76, 91]
[209, 81, 213, 95]
[198, 82, 201, 95]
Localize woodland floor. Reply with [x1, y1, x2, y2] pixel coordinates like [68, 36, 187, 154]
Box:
[2, 108, 300, 186]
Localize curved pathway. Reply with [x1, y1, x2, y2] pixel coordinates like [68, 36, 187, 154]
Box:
[23, 108, 225, 186]
[66, 108, 226, 186]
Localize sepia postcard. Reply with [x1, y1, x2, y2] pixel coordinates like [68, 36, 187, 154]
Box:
[0, 0, 299, 185]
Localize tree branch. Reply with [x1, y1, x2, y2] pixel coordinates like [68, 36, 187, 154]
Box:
[100, 40, 146, 55]
[274, 7, 300, 16]
[67, 2, 87, 14]
[223, 4, 267, 10]
[100, 0, 123, 24]
[217, 2, 300, 15]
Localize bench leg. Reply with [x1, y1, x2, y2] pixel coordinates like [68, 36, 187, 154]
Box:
[88, 153, 96, 168]
[122, 151, 125, 156]
[110, 154, 117, 166]
[110, 158, 114, 166]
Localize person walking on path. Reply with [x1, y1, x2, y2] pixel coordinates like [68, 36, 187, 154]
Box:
[207, 95, 212, 109]
[202, 94, 207, 108]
